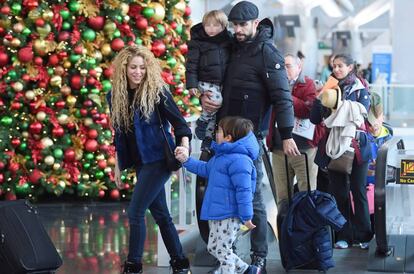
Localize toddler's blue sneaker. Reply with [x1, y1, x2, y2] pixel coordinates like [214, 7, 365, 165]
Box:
[334, 240, 349, 249]
[244, 265, 261, 274]
[360, 242, 369, 249]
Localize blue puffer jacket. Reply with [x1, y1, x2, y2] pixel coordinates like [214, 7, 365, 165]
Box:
[280, 190, 346, 271]
[184, 131, 259, 222]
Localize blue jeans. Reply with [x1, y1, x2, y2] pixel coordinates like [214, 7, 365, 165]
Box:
[127, 160, 185, 263]
[250, 142, 268, 257]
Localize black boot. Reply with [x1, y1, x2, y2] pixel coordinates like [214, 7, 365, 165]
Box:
[170, 257, 191, 274]
[121, 261, 142, 274]
[251, 255, 266, 274]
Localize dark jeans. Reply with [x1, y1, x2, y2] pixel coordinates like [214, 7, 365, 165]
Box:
[127, 160, 185, 263]
[329, 160, 372, 244]
[251, 142, 268, 258]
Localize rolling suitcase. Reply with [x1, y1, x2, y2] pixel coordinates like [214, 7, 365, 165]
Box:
[0, 200, 62, 274]
[276, 153, 334, 270]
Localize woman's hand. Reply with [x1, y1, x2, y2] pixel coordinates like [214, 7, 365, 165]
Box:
[174, 146, 189, 163]
[244, 220, 256, 230]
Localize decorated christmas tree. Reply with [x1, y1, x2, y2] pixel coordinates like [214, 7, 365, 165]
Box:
[0, 0, 199, 200]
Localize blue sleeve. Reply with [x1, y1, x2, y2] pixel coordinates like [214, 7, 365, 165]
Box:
[183, 157, 209, 178]
[228, 158, 254, 222]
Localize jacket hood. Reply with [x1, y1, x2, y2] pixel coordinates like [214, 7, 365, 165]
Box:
[211, 131, 259, 160]
[255, 18, 274, 43]
[190, 23, 232, 43]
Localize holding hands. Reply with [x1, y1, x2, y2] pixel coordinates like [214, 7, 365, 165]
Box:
[174, 146, 189, 163]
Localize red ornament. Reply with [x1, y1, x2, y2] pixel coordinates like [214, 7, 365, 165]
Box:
[103, 67, 114, 78]
[151, 40, 166, 57]
[5, 192, 16, 201]
[0, 161, 5, 170]
[80, 108, 88, 116]
[8, 162, 19, 174]
[70, 75, 83, 90]
[58, 31, 71, 42]
[83, 100, 93, 107]
[111, 38, 125, 52]
[55, 100, 66, 109]
[87, 129, 98, 139]
[64, 148, 76, 161]
[0, 6, 10, 15]
[110, 189, 120, 200]
[52, 127, 65, 138]
[11, 138, 21, 147]
[179, 43, 188, 55]
[35, 18, 45, 27]
[88, 69, 97, 78]
[0, 52, 9, 66]
[29, 169, 43, 184]
[86, 77, 96, 86]
[22, 74, 30, 82]
[48, 54, 59, 66]
[170, 22, 177, 29]
[97, 160, 107, 169]
[87, 16, 105, 31]
[34, 56, 43, 66]
[184, 6, 192, 17]
[135, 16, 148, 30]
[98, 190, 105, 198]
[100, 144, 110, 152]
[18, 47, 34, 63]
[67, 122, 76, 130]
[0, 173, 3, 184]
[29, 122, 43, 134]
[84, 139, 98, 152]
[11, 101, 22, 110]
[74, 45, 83, 55]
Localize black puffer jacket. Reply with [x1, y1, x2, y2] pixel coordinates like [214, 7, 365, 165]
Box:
[185, 23, 232, 89]
[219, 18, 294, 139]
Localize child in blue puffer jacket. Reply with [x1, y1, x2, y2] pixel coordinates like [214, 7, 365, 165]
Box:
[175, 116, 261, 274]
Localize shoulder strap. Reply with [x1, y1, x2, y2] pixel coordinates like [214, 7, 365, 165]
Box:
[156, 106, 174, 153]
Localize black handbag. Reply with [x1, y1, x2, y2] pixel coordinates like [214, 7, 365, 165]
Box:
[156, 106, 182, 172]
[327, 149, 355, 175]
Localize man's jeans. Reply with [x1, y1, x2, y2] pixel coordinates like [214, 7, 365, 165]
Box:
[250, 142, 268, 257]
[127, 160, 185, 263]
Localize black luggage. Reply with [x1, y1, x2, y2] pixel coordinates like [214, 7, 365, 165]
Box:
[276, 153, 333, 270]
[0, 200, 62, 274]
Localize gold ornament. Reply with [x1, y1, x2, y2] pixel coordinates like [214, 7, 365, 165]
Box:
[61, 86, 72, 96]
[28, 9, 41, 21]
[63, 60, 71, 69]
[66, 95, 77, 107]
[22, 131, 29, 138]
[33, 39, 47, 56]
[42, 10, 54, 21]
[58, 180, 66, 188]
[149, 2, 165, 23]
[82, 174, 90, 181]
[80, 69, 88, 76]
[36, 111, 47, 121]
[94, 67, 103, 77]
[12, 82, 24, 92]
[174, 1, 186, 16]
[75, 150, 83, 161]
[58, 114, 69, 125]
[120, 3, 130, 16]
[103, 21, 117, 38]
[10, 38, 21, 48]
[36, 23, 51, 39]
[44, 155, 55, 166]
[104, 167, 112, 173]
[94, 51, 103, 62]
[54, 66, 65, 76]
[96, 154, 105, 160]
[100, 43, 112, 56]
[41, 137, 54, 148]
[25, 90, 36, 100]
[0, 18, 11, 29]
[84, 118, 93, 127]
[13, 22, 25, 33]
[53, 163, 61, 170]
[50, 75, 62, 87]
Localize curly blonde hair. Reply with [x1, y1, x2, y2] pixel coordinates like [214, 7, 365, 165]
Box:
[110, 45, 166, 131]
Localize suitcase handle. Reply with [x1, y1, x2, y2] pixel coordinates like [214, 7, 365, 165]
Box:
[284, 152, 311, 205]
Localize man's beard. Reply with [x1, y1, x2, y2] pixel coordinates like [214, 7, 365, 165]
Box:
[236, 32, 253, 42]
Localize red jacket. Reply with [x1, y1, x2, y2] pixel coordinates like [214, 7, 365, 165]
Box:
[267, 75, 317, 150]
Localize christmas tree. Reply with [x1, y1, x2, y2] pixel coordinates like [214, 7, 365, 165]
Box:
[0, 0, 199, 200]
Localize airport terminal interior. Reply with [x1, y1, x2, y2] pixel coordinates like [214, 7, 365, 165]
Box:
[0, 0, 413, 273]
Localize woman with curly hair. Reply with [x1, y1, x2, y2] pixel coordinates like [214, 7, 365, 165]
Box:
[107, 45, 192, 274]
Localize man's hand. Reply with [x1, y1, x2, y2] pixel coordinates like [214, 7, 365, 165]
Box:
[174, 146, 189, 163]
[282, 138, 301, 156]
[200, 91, 222, 113]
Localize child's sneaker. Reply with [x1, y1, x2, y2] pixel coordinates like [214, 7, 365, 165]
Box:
[334, 240, 349, 249]
[360, 242, 369, 250]
[244, 265, 261, 274]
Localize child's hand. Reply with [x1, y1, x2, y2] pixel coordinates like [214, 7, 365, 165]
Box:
[189, 88, 200, 97]
[244, 220, 256, 230]
[174, 146, 189, 163]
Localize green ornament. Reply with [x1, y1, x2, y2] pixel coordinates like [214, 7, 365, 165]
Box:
[21, 121, 29, 129]
[90, 88, 99, 94]
[77, 183, 86, 192]
[135, 38, 143, 45]
[115, 15, 123, 23]
[166, 56, 177, 68]
[68, 1, 80, 12]
[53, 148, 64, 159]
[103, 130, 112, 139]
[142, 7, 155, 19]
[11, 56, 17, 63]
[175, 24, 183, 35]
[11, 3, 22, 15]
[7, 70, 17, 80]
[177, 100, 183, 106]
[62, 22, 71, 30]
[80, 88, 88, 95]
[101, 80, 112, 92]
[82, 29, 96, 42]
[86, 58, 96, 69]
[60, 10, 70, 20]
[85, 153, 94, 160]
[74, 109, 82, 118]
[190, 97, 199, 105]
[95, 171, 104, 179]
[121, 174, 126, 181]
[113, 29, 121, 38]
[47, 68, 54, 75]
[15, 183, 30, 196]
[83, 163, 91, 169]
[155, 24, 166, 38]
[1, 116, 12, 126]
[19, 142, 28, 151]
[62, 135, 72, 146]
[22, 28, 31, 36]
[69, 54, 81, 63]
[97, 136, 105, 144]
